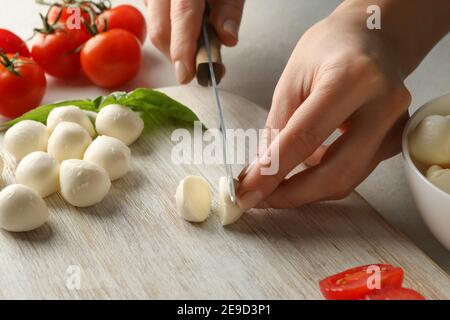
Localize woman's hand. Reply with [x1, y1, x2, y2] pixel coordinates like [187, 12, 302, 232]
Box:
[144, 0, 245, 83]
[237, 0, 450, 210]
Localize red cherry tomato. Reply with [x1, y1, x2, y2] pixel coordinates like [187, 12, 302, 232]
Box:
[32, 27, 90, 79]
[365, 287, 426, 300]
[319, 264, 404, 300]
[96, 5, 147, 44]
[0, 29, 30, 57]
[47, 4, 92, 25]
[81, 29, 141, 88]
[0, 54, 46, 118]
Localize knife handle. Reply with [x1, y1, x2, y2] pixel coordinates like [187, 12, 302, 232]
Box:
[195, 24, 226, 87]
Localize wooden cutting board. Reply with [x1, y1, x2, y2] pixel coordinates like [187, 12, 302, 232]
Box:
[0, 86, 449, 299]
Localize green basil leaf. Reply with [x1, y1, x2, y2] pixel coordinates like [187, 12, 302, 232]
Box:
[3, 100, 96, 127]
[2, 88, 204, 130]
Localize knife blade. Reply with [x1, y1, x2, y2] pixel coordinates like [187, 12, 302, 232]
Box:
[198, 22, 237, 204]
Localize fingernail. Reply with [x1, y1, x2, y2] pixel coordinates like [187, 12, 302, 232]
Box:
[238, 191, 264, 211]
[258, 151, 271, 167]
[174, 60, 187, 84]
[223, 20, 239, 40]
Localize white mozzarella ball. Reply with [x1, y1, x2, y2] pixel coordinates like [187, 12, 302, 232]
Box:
[426, 165, 450, 195]
[4, 120, 49, 161]
[60, 159, 111, 207]
[218, 176, 244, 226]
[47, 122, 93, 162]
[15, 152, 60, 198]
[95, 104, 144, 145]
[83, 136, 131, 181]
[47, 106, 96, 138]
[409, 115, 450, 165]
[0, 184, 49, 232]
[175, 176, 212, 222]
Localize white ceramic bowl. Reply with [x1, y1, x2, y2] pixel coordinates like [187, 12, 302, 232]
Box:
[402, 92, 450, 250]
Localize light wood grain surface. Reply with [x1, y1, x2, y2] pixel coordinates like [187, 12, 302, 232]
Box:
[0, 86, 449, 299]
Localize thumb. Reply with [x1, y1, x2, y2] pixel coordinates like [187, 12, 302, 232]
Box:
[209, 0, 245, 46]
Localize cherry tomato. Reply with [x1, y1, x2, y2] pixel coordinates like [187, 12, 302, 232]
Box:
[0, 29, 30, 57]
[47, 4, 92, 26]
[32, 27, 90, 79]
[365, 287, 426, 300]
[96, 5, 147, 44]
[319, 264, 404, 300]
[0, 54, 46, 118]
[81, 29, 141, 88]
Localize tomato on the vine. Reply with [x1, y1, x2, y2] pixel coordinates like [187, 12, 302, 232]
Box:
[96, 5, 147, 44]
[0, 53, 46, 118]
[31, 16, 90, 79]
[80, 29, 141, 88]
[46, 4, 92, 26]
[0, 29, 30, 57]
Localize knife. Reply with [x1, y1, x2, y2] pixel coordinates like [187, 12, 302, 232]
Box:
[196, 19, 237, 204]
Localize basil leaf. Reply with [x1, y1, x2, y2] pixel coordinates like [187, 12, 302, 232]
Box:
[2, 88, 204, 130]
[4, 100, 96, 127]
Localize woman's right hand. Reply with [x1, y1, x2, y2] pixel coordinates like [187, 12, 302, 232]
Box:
[145, 0, 245, 84]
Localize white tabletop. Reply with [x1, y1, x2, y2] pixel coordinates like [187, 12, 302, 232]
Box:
[3, 0, 450, 274]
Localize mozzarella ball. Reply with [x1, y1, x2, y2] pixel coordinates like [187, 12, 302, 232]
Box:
[175, 176, 212, 222]
[95, 104, 144, 145]
[83, 136, 131, 181]
[218, 176, 244, 226]
[4, 120, 49, 161]
[409, 115, 450, 165]
[15, 152, 60, 198]
[47, 106, 96, 138]
[426, 165, 450, 195]
[60, 159, 111, 207]
[0, 184, 49, 232]
[48, 122, 92, 162]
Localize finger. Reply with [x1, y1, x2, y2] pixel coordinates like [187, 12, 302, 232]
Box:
[209, 0, 245, 46]
[170, 0, 205, 84]
[148, 0, 171, 57]
[260, 89, 410, 209]
[372, 111, 409, 161]
[237, 70, 371, 210]
[304, 145, 329, 167]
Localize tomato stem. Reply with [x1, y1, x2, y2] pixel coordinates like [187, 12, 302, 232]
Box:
[0, 51, 21, 76]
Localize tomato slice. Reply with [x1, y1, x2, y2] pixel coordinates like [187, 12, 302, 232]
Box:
[365, 287, 426, 300]
[320, 264, 404, 300]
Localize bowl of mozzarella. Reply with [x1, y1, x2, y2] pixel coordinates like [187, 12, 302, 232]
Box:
[403, 92, 450, 250]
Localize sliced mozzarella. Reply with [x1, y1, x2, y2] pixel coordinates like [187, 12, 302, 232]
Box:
[218, 176, 244, 226]
[176, 176, 212, 222]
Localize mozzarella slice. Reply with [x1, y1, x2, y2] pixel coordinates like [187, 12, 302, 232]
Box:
[218, 176, 244, 226]
[175, 176, 212, 222]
